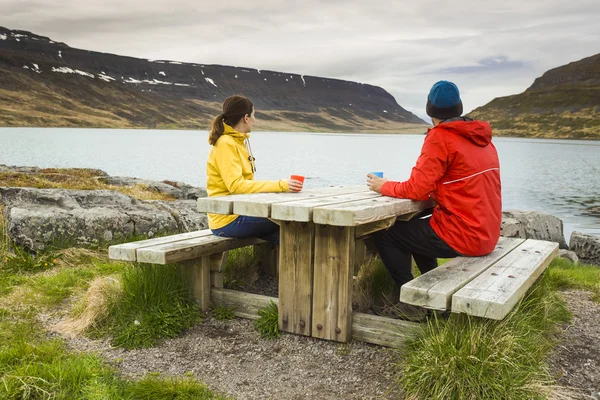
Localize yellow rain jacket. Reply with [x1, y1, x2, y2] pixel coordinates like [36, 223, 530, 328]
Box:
[206, 123, 289, 229]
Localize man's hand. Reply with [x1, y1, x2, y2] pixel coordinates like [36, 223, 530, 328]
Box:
[366, 173, 388, 193]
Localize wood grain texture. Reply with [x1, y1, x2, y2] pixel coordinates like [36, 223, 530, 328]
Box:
[187, 256, 211, 311]
[270, 191, 378, 222]
[278, 221, 315, 336]
[136, 235, 264, 264]
[108, 230, 213, 261]
[210, 288, 278, 321]
[313, 197, 433, 226]
[352, 312, 419, 347]
[452, 239, 559, 320]
[400, 237, 526, 310]
[311, 224, 355, 342]
[209, 290, 419, 347]
[197, 185, 366, 216]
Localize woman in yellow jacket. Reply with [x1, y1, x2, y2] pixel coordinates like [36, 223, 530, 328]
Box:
[206, 95, 303, 244]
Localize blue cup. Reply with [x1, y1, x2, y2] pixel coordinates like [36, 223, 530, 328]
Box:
[370, 171, 384, 178]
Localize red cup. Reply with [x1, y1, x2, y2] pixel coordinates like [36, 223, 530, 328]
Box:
[290, 175, 305, 184]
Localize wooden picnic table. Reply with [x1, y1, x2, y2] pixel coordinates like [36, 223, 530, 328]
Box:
[197, 184, 432, 343]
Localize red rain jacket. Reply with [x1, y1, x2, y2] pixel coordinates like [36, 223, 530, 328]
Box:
[381, 120, 502, 256]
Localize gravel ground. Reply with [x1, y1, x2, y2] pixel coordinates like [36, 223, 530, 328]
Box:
[50, 317, 402, 400]
[548, 290, 600, 400]
[41, 288, 600, 400]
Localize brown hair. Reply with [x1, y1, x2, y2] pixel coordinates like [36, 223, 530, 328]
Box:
[208, 95, 254, 145]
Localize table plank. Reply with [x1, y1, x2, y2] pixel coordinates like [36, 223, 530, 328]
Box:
[451, 239, 559, 320]
[400, 237, 526, 310]
[197, 185, 367, 215]
[313, 197, 433, 226]
[233, 186, 371, 218]
[271, 191, 380, 222]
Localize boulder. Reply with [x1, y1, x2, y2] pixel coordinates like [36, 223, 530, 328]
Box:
[0, 187, 207, 251]
[558, 249, 579, 264]
[501, 210, 567, 249]
[102, 176, 207, 200]
[569, 232, 600, 266]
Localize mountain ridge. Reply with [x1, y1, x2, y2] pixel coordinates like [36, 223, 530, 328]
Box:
[468, 53, 600, 140]
[0, 26, 427, 133]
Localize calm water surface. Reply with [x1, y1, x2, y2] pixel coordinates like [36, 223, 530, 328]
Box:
[2, 127, 599, 240]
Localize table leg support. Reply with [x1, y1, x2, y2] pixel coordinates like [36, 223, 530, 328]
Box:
[278, 221, 315, 336]
[188, 256, 211, 312]
[312, 225, 355, 342]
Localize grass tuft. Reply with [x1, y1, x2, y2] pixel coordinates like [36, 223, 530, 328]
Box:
[126, 374, 229, 399]
[0, 320, 226, 399]
[223, 246, 260, 290]
[1, 245, 59, 274]
[92, 264, 203, 349]
[0, 169, 176, 201]
[353, 255, 397, 312]
[55, 276, 123, 337]
[396, 268, 571, 400]
[545, 257, 600, 301]
[254, 301, 280, 339]
[212, 305, 237, 321]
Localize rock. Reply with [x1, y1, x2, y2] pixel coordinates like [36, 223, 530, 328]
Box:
[558, 249, 579, 264]
[0, 187, 207, 251]
[569, 231, 600, 266]
[0, 164, 41, 173]
[102, 176, 207, 200]
[501, 210, 567, 249]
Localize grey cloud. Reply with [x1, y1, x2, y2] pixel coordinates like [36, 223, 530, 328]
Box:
[434, 57, 527, 75]
[1, 0, 599, 116]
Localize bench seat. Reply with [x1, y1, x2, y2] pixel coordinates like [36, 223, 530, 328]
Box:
[108, 229, 269, 312]
[108, 229, 265, 264]
[400, 238, 559, 320]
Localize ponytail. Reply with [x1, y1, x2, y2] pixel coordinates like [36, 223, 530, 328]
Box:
[209, 114, 225, 145]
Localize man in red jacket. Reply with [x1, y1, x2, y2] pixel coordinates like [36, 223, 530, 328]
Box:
[367, 80, 502, 321]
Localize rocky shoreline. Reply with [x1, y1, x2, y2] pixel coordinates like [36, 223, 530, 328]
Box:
[1, 164, 599, 265]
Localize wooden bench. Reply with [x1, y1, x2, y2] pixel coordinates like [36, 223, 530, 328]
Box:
[108, 229, 277, 311]
[400, 237, 559, 320]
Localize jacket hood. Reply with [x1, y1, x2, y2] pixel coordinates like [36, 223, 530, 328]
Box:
[434, 120, 492, 147]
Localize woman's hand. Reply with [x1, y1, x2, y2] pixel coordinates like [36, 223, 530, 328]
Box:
[366, 173, 388, 193]
[288, 179, 304, 193]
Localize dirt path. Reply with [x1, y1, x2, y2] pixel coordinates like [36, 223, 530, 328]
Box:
[548, 290, 600, 400]
[42, 288, 600, 400]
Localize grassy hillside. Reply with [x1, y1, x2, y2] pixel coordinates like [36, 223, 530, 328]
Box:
[469, 54, 600, 140]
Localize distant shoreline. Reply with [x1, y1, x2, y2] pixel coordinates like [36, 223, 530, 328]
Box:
[4, 125, 600, 140]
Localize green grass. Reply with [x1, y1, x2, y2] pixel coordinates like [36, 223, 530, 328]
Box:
[1, 245, 59, 274]
[223, 246, 260, 290]
[395, 258, 600, 400]
[0, 319, 227, 399]
[211, 305, 236, 321]
[93, 264, 203, 349]
[254, 301, 280, 339]
[545, 257, 600, 300]
[127, 374, 229, 399]
[354, 256, 397, 312]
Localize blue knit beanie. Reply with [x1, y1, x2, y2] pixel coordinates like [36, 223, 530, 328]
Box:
[426, 80, 463, 120]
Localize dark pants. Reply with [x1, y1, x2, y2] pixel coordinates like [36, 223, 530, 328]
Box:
[212, 216, 280, 245]
[374, 215, 460, 287]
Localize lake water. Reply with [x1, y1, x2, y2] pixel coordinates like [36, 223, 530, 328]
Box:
[1, 127, 599, 241]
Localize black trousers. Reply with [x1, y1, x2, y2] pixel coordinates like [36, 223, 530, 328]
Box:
[373, 214, 460, 287]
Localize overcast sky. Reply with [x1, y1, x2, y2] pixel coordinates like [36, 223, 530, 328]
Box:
[3, 0, 600, 121]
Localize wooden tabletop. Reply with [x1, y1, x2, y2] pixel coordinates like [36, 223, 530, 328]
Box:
[197, 185, 432, 226]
